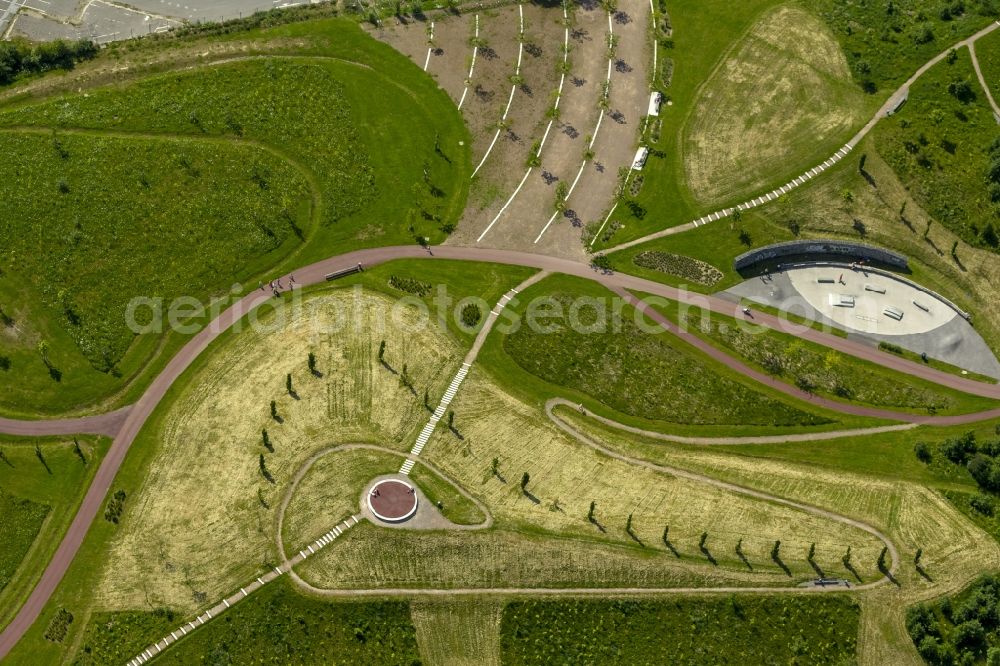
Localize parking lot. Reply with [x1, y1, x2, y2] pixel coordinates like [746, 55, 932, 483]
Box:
[2, 0, 323, 43]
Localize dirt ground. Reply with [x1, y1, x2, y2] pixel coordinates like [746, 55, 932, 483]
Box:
[535, 0, 651, 257]
[455, 0, 607, 256]
[682, 5, 866, 208]
[451, 3, 566, 245]
[371, 1, 653, 260]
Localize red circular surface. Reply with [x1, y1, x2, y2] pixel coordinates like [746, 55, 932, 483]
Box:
[368, 480, 417, 521]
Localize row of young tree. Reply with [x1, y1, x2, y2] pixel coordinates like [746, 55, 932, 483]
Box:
[498, 463, 895, 579]
[257, 343, 458, 489]
[0, 39, 99, 86]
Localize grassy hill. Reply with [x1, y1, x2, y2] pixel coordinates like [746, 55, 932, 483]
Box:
[0, 18, 470, 417]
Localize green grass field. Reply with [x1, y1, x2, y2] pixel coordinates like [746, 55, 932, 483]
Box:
[501, 596, 861, 664]
[593, 0, 996, 250]
[491, 274, 855, 430]
[0, 492, 49, 597]
[0, 131, 310, 410]
[0, 18, 470, 418]
[0, 436, 107, 632]
[606, 214, 793, 292]
[707, 417, 1000, 489]
[409, 463, 488, 526]
[411, 599, 503, 665]
[975, 25, 1000, 102]
[647, 297, 999, 415]
[72, 581, 419, 665]
[814, 0, 996, 93]
[874, 50, 1000, 253]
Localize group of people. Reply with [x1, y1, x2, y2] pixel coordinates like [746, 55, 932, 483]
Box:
[259, 275, 296, 298]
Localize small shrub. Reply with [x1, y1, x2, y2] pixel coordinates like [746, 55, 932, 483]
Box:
[460, 303, 482, 328]
[879, 341, 905, 355]
[388, 275, 432, 297]
[44, 609, 74, 643]
[633, 251, 722, 285]
[914, 441, 933, 463]
[794, 375, 816, 393]
[970, 494, 995, 517]
[104, 489, 127, 524]
[591, 254, 612, 271]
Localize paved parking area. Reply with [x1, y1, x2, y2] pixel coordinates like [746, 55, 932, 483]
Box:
[4, 0, 322, 43]
[10, 1, 178, 42]
[124, 0, 289, 23]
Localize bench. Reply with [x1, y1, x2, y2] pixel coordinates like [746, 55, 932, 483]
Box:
[883, 306, 904, 321]
[913, 300, 930, 312]
[325, 263, 363, 281]
[864, 284, 886, 294]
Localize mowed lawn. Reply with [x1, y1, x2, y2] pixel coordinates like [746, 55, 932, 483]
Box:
[0, 19, 470, 417]
[71, 581, 419, 665]
[681, 5, 866, 207]
[501, 597, 860, 664]
[0, 436, 107, 632]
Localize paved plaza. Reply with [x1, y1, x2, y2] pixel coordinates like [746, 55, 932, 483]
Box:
[725, 265, 1000, 380]
[2, 0, 316, 43]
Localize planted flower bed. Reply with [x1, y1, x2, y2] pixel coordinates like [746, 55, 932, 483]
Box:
[633, 251, 723, 285]
[388, 275, 432, 297]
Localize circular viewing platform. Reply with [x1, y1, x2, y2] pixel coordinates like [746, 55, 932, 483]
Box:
[367, 479, 418, 523]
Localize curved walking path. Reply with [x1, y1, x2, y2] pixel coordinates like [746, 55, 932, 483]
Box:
[1, 246, 998, 657]
[276, 444, 493, 559]
[0, 405, 131, 438]
[601, 20, 1000, 255]
[546, 398, 917, 445]
[288, 397, 899, 599]
[970, 40, 1000, 120]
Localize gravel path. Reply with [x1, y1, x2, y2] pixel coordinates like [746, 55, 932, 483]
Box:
[545, 398, 917, 445]
[969, 40, 1000, 120]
